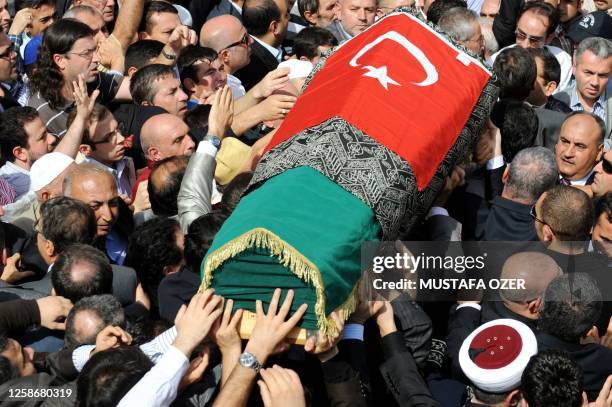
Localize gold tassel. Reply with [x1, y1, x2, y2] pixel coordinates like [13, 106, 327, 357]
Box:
[198, 227, 357, 338]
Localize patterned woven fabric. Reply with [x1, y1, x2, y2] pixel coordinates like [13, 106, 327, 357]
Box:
[250, 77, 498, 240]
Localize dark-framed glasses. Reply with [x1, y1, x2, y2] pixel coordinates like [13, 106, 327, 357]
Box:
[220, 32, 250, 51]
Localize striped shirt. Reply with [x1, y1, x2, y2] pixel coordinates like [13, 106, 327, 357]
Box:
[27, 72, 123, 137]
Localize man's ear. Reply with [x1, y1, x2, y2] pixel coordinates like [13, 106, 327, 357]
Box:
[544, 81, 557, 97]
[12, 146, 28, 163]
[270, 19, 279, 36]
[147, 146, 160, 162]
[44, 239, 56, 258]
[39, 190, 51, 203]
[138, 31, 149, 41]
[597, 144, 604, 161]
[79, 144, 92, 156]
[502, 165, 510, 184]
[303, 10, 318, 25]
[127, 66, 138, 77]
[52, 53, 67, 71]
[183, 77, 197, 94]
[506, 389, 522, 407]
[527, 297, 542, 315]
[543, 224, 555, 242]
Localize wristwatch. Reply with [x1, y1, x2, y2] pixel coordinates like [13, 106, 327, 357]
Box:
[239, 352, 262, 373]
[204, 134, 221, 148]
[161, 48, 176, 60]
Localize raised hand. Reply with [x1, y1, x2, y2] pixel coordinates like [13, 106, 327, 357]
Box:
[208, 85, 234, 138]
[253, 68, 290, 100]
[8, 8, 32, 36]
[244, 289, 307, 364]
[173, 289, 224, 357]
[92, 326, 133, 355]
[258, 365, 306, 407]
[36, 296, 73, 331]
[72, 74, 99, 120]
[210, 298, 243, 355]
[257, 94, 297, 122]
[0, 253, 35, 284]
[167, 25, 198, 55]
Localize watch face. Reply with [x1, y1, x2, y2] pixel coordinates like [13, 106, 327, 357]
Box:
[240, 353, 255, 366]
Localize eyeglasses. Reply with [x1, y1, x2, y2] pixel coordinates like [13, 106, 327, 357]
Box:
[0, 47, 15, 60]
[530, 204, 558, 235]
[220, 33, 250, 51]
[600, 157, 612, 174]
[66, 47, 97, 60]
[515, 29, 545, 47]
[530, 205, 545, 225]
[91, 123, 125, 146]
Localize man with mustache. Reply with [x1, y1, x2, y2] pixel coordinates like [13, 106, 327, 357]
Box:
[555, 111, 604, 186]
[63, 163, 129, 265]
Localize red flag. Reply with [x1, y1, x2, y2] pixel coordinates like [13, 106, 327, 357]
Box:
[265, 12, 491, 190]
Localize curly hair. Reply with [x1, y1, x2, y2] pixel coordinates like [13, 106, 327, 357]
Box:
[29, 19, 93, 110]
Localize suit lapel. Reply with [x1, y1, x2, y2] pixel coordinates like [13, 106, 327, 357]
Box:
[252, 40, 279, 71]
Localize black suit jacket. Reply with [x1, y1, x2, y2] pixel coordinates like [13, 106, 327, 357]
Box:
[157, 267, 200, 323]
[379, 331, 441, 407]
[234, 39, 279, 91]
[206, 0, 242, 21]
[476, 196, 538, 241]
[534, 107, 567, 150]
[537, 332, 612, 401]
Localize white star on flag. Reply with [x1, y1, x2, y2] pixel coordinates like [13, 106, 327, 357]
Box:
[361, 66, 401, 90]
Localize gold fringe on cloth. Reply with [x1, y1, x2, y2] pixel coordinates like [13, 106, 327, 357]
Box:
[198, 227, 358, 338]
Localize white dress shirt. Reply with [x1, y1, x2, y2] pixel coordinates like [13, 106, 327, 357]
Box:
[227, 74, 246, 100]
[83, 156, 135, 197]
[118, 346, 190, 407]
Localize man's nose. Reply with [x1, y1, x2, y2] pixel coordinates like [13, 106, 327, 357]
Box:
[357, 8, 367, 20]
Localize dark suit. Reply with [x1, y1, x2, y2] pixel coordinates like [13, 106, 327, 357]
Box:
[206, 0, 241, 21]
[475, 196, 538, 241]
[537, 332, 612, 401]
[379, 331, 441, 407]
[533, 107, 567, 150]
[234, 39, 279, 91]
[157, 267, 200, 323]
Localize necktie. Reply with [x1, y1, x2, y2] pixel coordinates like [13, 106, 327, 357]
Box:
[560, 177, 571, 186]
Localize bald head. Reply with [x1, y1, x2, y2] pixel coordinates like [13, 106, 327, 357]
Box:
[200, 15, 251, 73]
[141, 114, 195, 161]
[200, 15, 242, 50]
[500, 252, 562, 303]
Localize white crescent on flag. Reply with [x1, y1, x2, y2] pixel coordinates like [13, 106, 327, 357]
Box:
[349, 30, 439, 90]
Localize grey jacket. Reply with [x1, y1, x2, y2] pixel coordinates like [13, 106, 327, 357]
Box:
[177, 150, 217, 234]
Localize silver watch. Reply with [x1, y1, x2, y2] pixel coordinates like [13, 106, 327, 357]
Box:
[204, 134, 221, 148]
[239, 351, 262, 373]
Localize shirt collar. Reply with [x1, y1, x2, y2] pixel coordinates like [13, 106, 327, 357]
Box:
[563, 169, 594, 186]
[337, 21, 354, 40]
[251, 35, 283, 62]
[2, 161, 30, 175]
[83, 156, 128, 177]
[570, 81, 607, 111]
[229, 0, 242, 13]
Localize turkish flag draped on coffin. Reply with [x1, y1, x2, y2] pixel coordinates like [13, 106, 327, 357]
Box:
[265, 12, 491, 190]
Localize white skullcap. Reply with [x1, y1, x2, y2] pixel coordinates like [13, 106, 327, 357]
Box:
[278, 59, 313, 79]
[173, 4, 193, 27]
[459, 319, 537, 393]
[29, 152, 74, 192]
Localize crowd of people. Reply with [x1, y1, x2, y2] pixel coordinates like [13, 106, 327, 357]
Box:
[0, 0, 611, 404]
